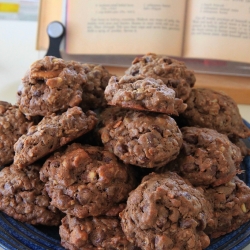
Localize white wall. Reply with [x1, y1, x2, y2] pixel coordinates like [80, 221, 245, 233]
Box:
[0, 19, 44, 104]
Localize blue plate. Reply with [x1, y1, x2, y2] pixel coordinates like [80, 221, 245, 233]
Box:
[0, 122, 250, 250]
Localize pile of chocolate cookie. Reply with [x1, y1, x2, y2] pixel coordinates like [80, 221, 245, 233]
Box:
[0, 53, 250, 250]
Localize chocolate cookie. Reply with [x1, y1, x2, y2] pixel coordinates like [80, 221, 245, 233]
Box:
[104, 75, 187, 115]
[99, 106, 128, 127]
[40, 143, 137, 218]
[0, 163, 62, 225]
[125, 53, 196, 101]
[160, 127, 242, 187]
[120, 172, 213, 250]
[14, 107, 97, 168]
[80, 63, 112, 111]
[204, 176, 250, 238]
[0, 101, 33, 166]
[17, 56, 87, 116]
[99, 110, 182, 168]
[181, 88, 250, 138]
[60, 214, 136, 250]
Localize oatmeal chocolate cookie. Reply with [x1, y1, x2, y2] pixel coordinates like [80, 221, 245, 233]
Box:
[160, 127, 242, 187]
[14, 107, 97, 168]
[40, 143, 137, 219]
[99, 106, 129, 127]
[181, 88, 250, 138]
[0, 163, 62, 225]
[120, 172, 213, 250]
[17, 56, 87, 116]
[104, 75, 187, 115]
[204, 176, 250, 238]
[60, 215, 136, 250]
[0, 101, 33, 166]
[80, 63, 112, 111]
[125, 53, 196, 101]
[75, 107, 127, 147]
[99, 110, 182, 168]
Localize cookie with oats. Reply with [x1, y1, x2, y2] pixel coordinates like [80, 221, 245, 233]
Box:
[17, 56, 87, 116]
[105, 75, 187, 115]
[40, 143, 136, 219]
[125, 53, 195, 101]
[14, 107, 97, 168]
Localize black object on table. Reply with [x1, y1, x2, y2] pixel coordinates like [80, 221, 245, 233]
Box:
[45, 21, 65, 58]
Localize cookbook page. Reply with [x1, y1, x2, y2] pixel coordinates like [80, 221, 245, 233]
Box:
[65, 0, 186, 56]
[183, 0, 250, 63]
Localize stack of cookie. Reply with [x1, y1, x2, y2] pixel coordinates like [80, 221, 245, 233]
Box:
[99, 53, 250, 249]
[0, 53, 249, 250]
[0, 56, 137, 249]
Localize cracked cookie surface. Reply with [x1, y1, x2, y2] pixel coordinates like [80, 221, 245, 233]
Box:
[60, 214, 137, 250]
[14, 107, 97, 168]
[204, 176, 250, 238]
[0, 163, 62, 225]
[125, 53, 195, 101]
[159, 126, 242, 187]
[105, 75, 186, 115]
[80, 63, 112, 111]
[0, 101, 34, 166]
[100, 110, 182, 168]
[17, 56, 87, 116]
[40, 143, 137, 219]
[120, 172, 213, 250]
[181, 88, 250, 138]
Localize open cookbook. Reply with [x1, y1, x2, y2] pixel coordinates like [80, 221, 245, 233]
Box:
[64, 0, 250, 64]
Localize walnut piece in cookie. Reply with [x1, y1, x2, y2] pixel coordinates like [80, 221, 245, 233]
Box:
[99, 110, 183, 168]
[59, 215, 137, 250]
[0, 101, 34, 166]
[14, 107, 97, 169]
[120, 172, 213, 250]
[125, 53, 196, 101]
[80, 63, 112, 111]
[204, 176, 250, 238]
[104, 75, 187, 115]
[159, 127, 242, 187]
[0, 163, 62, 225]
[40, 143, 137, 219]
[181, 88, 250, 138]
[17, 56, 87, 116]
